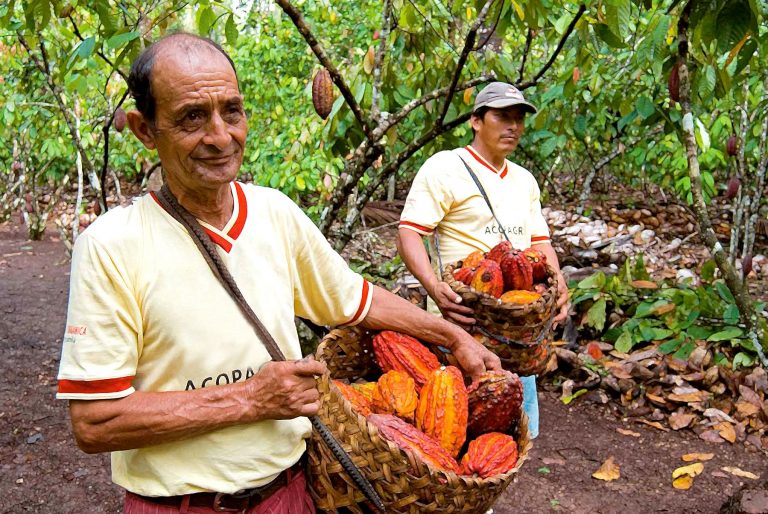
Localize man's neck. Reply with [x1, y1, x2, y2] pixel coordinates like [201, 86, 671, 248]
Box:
[469, 141, 507, 170]
[167, 180, 234, 230]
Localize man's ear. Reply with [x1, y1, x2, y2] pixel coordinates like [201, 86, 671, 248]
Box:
[469, 114, 482, 132]
[127, 110, 157, 150]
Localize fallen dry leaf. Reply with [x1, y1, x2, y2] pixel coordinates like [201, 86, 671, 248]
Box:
[698, 430, 725, 443]
[592, 457, 620, 481]
[673, 462, 704, 479]
[721, 466, 759, 480]
[652, 303, 676, 315]
[669, 412, 695, 430]
[714, 422, 736, 443]
[646, 392, 667, 406]
[617, 428, 641, 437]
[667, 391, 710, 403]
[682, 453, 714, 462]
[631, 280, 658, 289]
[672, 475, 694, 490]
[637, 419, 670, 432]
[735, 402, 760, 417]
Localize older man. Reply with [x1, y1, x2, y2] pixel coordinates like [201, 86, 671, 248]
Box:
[57, 33, 500, 513]
[397, 82, 570, 440]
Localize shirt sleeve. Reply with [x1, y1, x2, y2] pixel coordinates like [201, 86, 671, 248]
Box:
[57, 233, 142, 400]
[529, 177, 551, 246]
[282, 196, 372, 327]
[398, 154, 455, 235]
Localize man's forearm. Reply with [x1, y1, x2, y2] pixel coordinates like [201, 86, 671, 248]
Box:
[536, 243, 562, 274]
[396, 228, 440, 295]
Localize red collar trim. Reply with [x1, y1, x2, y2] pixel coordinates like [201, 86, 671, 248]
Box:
[465, 146, 508, 179]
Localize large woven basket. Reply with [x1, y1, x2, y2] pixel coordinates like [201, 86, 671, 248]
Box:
[308, 327, 532, 513]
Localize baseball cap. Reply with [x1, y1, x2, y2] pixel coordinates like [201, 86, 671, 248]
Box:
[473, 82, 537, 114]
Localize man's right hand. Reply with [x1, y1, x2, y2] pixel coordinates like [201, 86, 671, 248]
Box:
[246, 358, 327, 420]
[429, 281, 476, 327]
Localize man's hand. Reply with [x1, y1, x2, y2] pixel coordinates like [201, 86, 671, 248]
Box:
[245, 357, 328, 420]
[429, 281, 476, 327]
[552, 270, 570, 328]
[447, 330, 502, 384]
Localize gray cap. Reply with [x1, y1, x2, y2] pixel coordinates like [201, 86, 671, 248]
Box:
[473, 82, 537, 114]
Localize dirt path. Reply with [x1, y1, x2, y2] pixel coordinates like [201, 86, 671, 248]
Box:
[1, 222, 765, 514]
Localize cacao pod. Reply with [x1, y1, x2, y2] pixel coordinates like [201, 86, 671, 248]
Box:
[668, 62, 680, 103]
[371, 370, 418, 421]
[725, 176, 740, 200]
[415, 366, 468, 457]
[487, 241, 512, 264]
[350, 381, 377, 402]
[500, 250, 534, 291]
[372, 30, 381, 40]
[453, 266, 475, 285]
[372, 331, 440, 390]
[743, 253, 753, 279]
[467, 370, 523, 437]
[11, 161, 22, 172]
[114, 108, 127, 133]
[333, 380, 372, 417]
[58, 4, 74, 18]
[499, 290, 541, 305]
[462, 250, 484, 269]
[470, 259, 504, 298]
[460, 432, 519, 478]
[727, 134, 738, 157]
[522, 247, 548, 282]
[367, 413, 460, 473]
[312, 68, 334, 119]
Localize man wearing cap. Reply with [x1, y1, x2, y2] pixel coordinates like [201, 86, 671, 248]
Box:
[397, 82, 570, 439]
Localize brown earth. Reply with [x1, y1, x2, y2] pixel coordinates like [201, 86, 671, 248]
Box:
[1, 220, 766, 514]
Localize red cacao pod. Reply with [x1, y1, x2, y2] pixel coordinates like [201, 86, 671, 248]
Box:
[522, 247, 548, 282]
[415, 366, 468, 457]
[114, 108, 127, 133]
[373, 30, 381, 40]
[500, 250, 534, 291]
[725, 176, 740, 200]
[467, 370, 523, 437]
[312, 68, 334, 119]
[372, 331, 440, 390]
[11, 160, 22, 172]
[726, 135, 738, 157]
[487, 241, 512, 264]
[453, 266, 475, 285]
[462, 250, 485, 269]
[367, 413, 460, 472]
[371, 370, 418, 421]
[470, 259, 504, 298]
[460, 432, 519, 478]
[668, 62, 680, 103]
[333, 380, 372, 417]
[743, 253, 753, 278]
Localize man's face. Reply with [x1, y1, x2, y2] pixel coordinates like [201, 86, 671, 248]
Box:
[146, 45, 247, 192]
[471, 106, 527, 155]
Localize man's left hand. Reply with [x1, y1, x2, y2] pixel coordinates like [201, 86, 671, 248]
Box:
[449, 331, 502, 384]
[552, 270, 570, 328]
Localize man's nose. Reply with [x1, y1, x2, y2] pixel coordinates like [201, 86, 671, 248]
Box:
[202, 111, 232, 149]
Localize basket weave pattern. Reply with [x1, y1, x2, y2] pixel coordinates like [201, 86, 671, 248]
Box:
[308, 327, 532, 513]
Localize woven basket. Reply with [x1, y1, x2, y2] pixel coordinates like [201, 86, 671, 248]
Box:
[308, 327, 532, 514]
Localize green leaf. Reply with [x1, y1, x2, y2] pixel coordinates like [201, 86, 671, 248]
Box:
[732, 352, 754, 369]
[561, 388, 588, 405]
[636, 96, 655, 119]
[700, 259, 716, 282]
[615, 331, 633, 353]
[76, 36, 96, 59]
[225, 14, 238, 46]
[673, 341, 696, 360]
[715, 281, 735, 303]
[723, 304, 740, 324]
[577, 272, 606, 290]
[106, 31, 139, 49]
[686, 324, 712, 340]
[658, 337, 684, 354]
[708, 327, 743, 341]
[586, 298, 607, 331]
[197, 5, 217, 34]
[594, 23, 626, 48]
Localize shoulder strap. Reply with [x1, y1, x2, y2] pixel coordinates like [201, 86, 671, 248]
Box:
[154, 184, 386, 513]
[457, 154, 511, 243]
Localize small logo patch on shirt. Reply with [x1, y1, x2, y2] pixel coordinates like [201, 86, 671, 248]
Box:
[67, 325, 87, 336]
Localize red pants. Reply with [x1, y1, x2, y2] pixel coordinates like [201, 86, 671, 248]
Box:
[123, 470, 315, 514]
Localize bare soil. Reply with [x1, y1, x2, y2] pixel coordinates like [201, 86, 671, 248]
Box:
[1, 220, 766, 514]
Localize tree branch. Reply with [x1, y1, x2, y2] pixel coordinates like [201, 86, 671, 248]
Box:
[518, 4, 586, 90]
[274, 0, 372, 138]
[100, 89, 132, 210]
[371, 0, 393, 123]
[517, 28, 533, 84]
[67, 16, 129, 82]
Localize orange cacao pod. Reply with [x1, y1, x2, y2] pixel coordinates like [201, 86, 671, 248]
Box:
[350, 381, 376, 402]
[470, 259, 504, 298]
[462, 250, 484, 269]
[499, 290, 541, 305]
[500, 250, 533, 291]
[368, 413, 459, 472]
[453, 266, 475, 285]
[460, 432, 518, 477]
[467, 370, 523, 437]
[486, 241, 512, 264]
[333, 380, 372, 417]
[372, 331, 440, 390]
[312, 68, 334, 119]
[415, 366, 468, 457]
[522, 247, 548, 282]
[371, 370, 418, 421]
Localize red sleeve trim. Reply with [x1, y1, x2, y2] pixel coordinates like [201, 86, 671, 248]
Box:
[343, 280, 371, 326]
[228, 182, 248, 240]
[58, 376, 135, 395]
[531, 235, 550, 242]
[398, 221, 434, 234]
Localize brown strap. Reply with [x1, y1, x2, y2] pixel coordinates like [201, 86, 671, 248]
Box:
[155, 185, 286, 362]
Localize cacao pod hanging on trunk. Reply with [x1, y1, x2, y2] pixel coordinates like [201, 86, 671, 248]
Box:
[415, 366, 468, 457]
[312, 68, 334, 119]
[114, 108, 127, 132]
[725, 176, 740, 200]
[743, 253, 753, 279]
[668, 62, 680, 103]
[727, 134, 738, 156]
